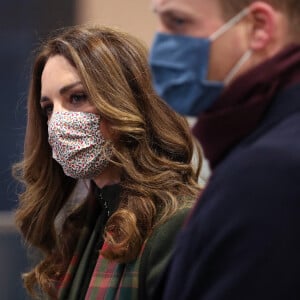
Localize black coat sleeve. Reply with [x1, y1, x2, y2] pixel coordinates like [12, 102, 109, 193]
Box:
[157, 145, 300, 300]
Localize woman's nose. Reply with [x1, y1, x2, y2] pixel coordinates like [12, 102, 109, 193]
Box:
[52, 103, 67, 114]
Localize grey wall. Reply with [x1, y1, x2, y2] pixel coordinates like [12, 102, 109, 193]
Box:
[0, 1, 74, 298]
[0, 218, 30, 299]
[0, 0, 74, 211]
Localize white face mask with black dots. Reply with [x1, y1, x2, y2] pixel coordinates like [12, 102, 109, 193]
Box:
[48, 111, 113, 179]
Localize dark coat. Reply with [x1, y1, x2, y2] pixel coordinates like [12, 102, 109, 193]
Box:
[155, 84, 300, 300]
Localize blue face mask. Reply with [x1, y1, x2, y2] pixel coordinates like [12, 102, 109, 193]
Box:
[149, 8, 251, 116]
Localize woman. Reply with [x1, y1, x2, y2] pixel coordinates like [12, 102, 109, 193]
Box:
[13, 25, 202, 299]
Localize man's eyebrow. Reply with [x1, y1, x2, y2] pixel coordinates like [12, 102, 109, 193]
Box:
[40, 81, 82, 103]
[152, 6, 174, 14]
[151, 3, 174, 14]
[152, 4, 195, 17]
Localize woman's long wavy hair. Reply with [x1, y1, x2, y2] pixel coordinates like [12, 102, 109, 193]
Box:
[13, 25, 202, 298]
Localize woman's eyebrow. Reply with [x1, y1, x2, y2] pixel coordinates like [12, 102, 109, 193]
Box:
[40, 96, 50, 103]
[40, 81, 82, 103]
[59, 81, 82, 95]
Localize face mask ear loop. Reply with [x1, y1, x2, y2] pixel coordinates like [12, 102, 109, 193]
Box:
[224, 49, 252, 85]
[209, 7, 250, 41]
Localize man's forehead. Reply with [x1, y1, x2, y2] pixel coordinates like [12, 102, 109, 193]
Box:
[151, 0, 222, 16]
[151, 0, 197, 11]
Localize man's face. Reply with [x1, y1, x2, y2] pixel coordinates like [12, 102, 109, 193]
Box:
[151, 0, 250, 82]
[151, 0, 224, 37]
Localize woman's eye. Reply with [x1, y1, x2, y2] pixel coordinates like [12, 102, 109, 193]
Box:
[42, 104, 53, 117]
[70, 93, 88, 104]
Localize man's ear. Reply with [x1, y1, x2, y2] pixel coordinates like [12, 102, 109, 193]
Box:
[247, 2, 277, 51]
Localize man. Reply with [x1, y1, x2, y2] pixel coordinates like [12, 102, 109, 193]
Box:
[149, 0, 300, 299]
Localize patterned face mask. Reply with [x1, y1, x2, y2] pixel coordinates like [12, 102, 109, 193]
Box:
[48, 111, 113, 179]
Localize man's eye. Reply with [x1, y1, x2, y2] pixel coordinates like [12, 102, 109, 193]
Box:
[170, 16, 186, 26]
[70, 93, 88, 103]
[162, 14, 189, 34]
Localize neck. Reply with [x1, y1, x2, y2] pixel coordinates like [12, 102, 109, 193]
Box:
[93, 164, 121, 188]
[193, 44, 300, 169]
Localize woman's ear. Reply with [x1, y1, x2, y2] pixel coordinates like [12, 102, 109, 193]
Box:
[247, 2, 277, 51]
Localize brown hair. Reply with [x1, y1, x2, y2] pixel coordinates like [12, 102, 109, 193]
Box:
[13, 25, 202, 298]
[218, 0, 300, 35]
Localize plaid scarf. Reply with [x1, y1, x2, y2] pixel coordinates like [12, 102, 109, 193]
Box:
[57, 203, 189, 299]
[85, 242, 143, 300]
[58, 230, 143, 300]
[57, 208, 100, 299]
[57, 183, 145, 300]
[57, 185, 121, 299]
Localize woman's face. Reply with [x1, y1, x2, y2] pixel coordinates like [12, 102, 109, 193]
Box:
[40, 54, 110, 138]
[40, 54, 119, 184]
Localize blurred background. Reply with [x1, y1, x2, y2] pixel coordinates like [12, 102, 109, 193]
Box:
[0, 1, 156, 298]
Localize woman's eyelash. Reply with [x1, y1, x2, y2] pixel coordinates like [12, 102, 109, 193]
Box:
[40, 92, 88, 117]
[41, 104, 53, 116]
[70, 93, 88, 102]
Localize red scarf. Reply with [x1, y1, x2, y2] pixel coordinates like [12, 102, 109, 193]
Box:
[192, 44, 300, 170]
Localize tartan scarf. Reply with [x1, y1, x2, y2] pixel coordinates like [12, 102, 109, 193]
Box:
[85, 242, 144, 300]
[57, 185, 121, 299]
[192, 44, 300, 169]
[57, 203, 100, 299]
[58, 229, 143, 300]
